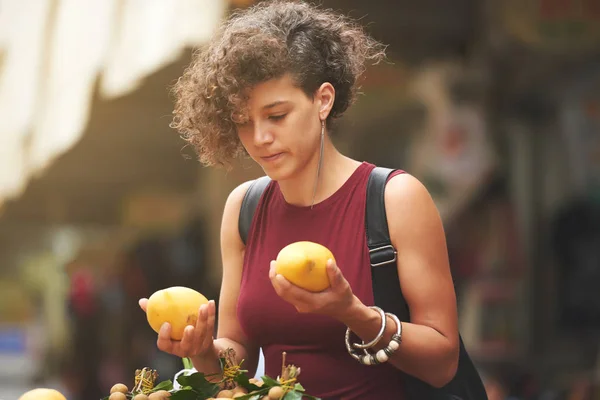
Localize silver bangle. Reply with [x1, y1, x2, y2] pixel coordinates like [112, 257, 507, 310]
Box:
[345, 311, 403, 366]
[351, 306, 386, 350]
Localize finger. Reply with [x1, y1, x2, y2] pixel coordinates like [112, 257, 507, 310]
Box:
[201, 300, 216, 351]
[139, 298, 148, 312]
[269, 261, 277, 280]
[269, 265, 312, 307]
[179, 325, 196, 355]
[274, 274, 314, 306]
[275, 273, 292, 290]
[269, 261, 286, 295]
[326, 259, 345, 289]
[156, 323, 174, 352]
[272, 273, 290, 297]
[195, 303, 208, 330]
[194, 303, 209, 353]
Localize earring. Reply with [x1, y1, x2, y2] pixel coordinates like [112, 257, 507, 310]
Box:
[312, 119, 326, 209]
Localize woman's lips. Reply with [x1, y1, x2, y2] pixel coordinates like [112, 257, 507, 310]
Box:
[261, 152, 283, 162]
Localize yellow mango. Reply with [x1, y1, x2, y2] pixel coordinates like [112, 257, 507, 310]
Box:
[146, 286, 209, 340]
[19, 389, 66, 400]
[275, 241, 335, 292]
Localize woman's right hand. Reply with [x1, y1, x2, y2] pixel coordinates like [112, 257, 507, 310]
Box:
[138, 298, 217, 359]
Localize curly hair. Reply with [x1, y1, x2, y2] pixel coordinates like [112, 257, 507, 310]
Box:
[170, 0, 386, 168]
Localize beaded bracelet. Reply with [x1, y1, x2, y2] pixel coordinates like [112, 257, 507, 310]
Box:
[345, 311, 402, 366]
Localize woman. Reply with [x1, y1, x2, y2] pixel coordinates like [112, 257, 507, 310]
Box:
[139, 1, 459, 398]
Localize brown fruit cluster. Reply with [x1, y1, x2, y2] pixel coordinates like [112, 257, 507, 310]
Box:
[206, 380, 285, 400]
[108, 377, 170, 400]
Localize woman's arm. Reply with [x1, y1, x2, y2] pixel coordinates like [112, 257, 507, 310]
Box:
[339, 173, 459, 388]
[190, 181, 261, 377]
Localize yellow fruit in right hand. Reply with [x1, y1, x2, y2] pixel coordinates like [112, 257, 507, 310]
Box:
[19, 389, 66, 400]
[275, 241, 335, 292]
[146, 286, 209, 340]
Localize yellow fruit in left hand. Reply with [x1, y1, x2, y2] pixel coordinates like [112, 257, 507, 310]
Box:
[146, 286, 209, 340]
[275, 241, 335, 292]
[19, 389, 66, 400]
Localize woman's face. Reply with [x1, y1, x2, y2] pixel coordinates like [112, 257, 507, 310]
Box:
[236, 74, 334, 181]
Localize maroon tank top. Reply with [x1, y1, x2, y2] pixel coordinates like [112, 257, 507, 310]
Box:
[237, 162, 405, 399]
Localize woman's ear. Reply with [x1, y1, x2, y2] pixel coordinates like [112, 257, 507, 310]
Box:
[316, 82, 335, 121]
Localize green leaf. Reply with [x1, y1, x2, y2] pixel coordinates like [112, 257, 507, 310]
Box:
[293, 383, 305, 391]
[176, 372, 220, 397]
[233, 373, 263, 392]
[176, 372, 209, 388]
[260, 375, 280, 387]
[282, 391, 303, 400]
[152, 380, 174, 392]
[169, 389, 200, 400]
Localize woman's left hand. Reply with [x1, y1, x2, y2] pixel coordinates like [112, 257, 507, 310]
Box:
[269, 258, 357, 320]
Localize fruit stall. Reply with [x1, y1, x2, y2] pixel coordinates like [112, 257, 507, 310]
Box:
[101, 350, 318, 400]
[19, 238, 336, 400]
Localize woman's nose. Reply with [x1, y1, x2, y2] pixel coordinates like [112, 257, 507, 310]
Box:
[253, 122, 274, 146]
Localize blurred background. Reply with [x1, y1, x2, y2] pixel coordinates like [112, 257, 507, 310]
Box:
[0, 0, 599, 399]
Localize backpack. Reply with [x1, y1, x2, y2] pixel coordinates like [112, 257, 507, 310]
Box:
[238, 167, 488, 400]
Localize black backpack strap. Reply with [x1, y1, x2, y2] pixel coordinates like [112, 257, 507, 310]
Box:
[366, 167, 410, 321]
[238, 176, 271, 245]
[366, 167, 398, 267]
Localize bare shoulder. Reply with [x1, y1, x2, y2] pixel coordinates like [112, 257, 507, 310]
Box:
[224, 180, 256, 214]
[384, 173, 440, 218]
[383, 173, 445, 244]
[221, 178, 265, 247]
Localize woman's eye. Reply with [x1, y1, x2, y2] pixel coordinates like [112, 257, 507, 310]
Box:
[269, 114, 287, 121]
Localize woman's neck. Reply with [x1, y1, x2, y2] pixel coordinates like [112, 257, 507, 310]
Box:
[277, 139, 361, 207]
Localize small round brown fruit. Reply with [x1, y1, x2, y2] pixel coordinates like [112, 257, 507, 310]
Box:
[268, 386, 284, 399]
[134, 395, 149, 400]
[217, 389, 234, 398]
[149, 390, 171, 400]
[110, 384, 129, 394]
[232, 386, 248, 395]
[109, 393, 127, 400]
